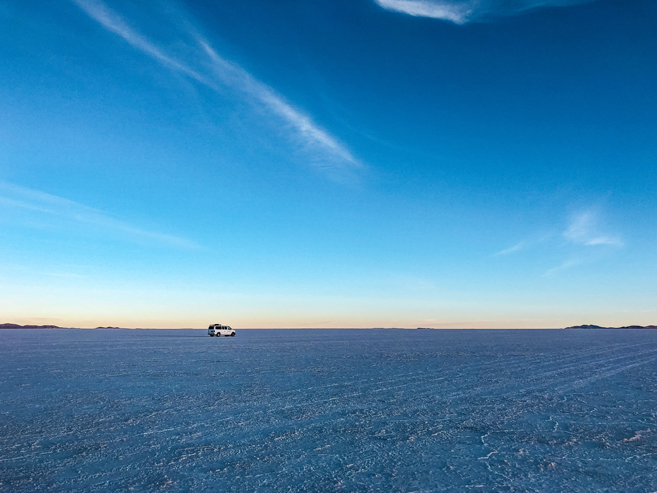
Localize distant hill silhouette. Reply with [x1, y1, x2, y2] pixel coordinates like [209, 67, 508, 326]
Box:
[0, 323, 62, 329]
[565, 324, 657, 330]
[0, 323, 132, 329]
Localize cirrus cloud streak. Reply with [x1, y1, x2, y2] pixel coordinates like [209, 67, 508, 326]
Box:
[374, 0, 596, 24]
[0, 181, 198, 249]
[73, 0, 361, 177]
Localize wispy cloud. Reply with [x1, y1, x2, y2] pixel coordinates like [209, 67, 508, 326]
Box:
[73, 0, 361, 177]
[494, 231, 557, 257]
[374, 0, 475, 24]
[197, 41, 359, 171]
[374, 0, 596, 24]
[495, 209, 622, 277]
[584, 236, 622, 246]
[0, 181, 198, 249]
[72, 0, 209, 84]
[543, 258, 581, 277]
[563, 211, 623, 247]
[494, 241, 525, 256]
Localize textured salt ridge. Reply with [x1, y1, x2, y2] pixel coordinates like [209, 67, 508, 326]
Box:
[1, 329, 656, 491]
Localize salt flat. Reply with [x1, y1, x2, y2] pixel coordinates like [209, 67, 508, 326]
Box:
[1, 328, 656, 491]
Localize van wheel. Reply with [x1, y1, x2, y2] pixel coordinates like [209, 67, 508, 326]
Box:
[231, 333, 235, 337]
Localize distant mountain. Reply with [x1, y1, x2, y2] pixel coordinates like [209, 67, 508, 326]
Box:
[0, 323, 132, 329]
[565, 324, 657, 330]
[0, 323, 63, 329]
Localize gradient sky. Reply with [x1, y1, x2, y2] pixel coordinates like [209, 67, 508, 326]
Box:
[1, 0, 656, 328]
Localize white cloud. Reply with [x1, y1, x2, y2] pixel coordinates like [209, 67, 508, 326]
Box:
[495, 241, 525, 256]
[494, 209, 622, 277]
[198, 41, 359, 171]
[374, 0, 476, 24]
[72, 0, 209, 85]
[494, 231, 556, 257]
[73, 0, 361, 177]
[564, 211, 623, 247]
[0, 181, 197, 249]
[374, 0, 596, 24]
[543, 258, 580, 277]
[585, 236, 623, 247]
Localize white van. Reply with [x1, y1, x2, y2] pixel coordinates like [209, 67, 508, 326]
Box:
[208, 324, 235, 337]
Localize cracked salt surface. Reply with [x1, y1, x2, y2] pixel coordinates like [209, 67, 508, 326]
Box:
[1, 328, 657, 491]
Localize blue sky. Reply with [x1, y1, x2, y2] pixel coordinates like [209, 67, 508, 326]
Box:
[1, 0, 656, 328]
